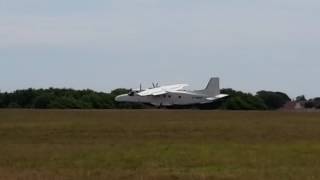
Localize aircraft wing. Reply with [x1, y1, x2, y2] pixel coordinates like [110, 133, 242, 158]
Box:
[137, 88, 167, 96]
[161, 84, 189, 91]
[137, 84, 188, 96]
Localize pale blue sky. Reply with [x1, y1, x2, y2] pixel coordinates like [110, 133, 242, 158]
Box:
[0, 0, 319, 98]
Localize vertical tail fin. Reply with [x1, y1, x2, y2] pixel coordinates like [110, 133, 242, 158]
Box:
[202, 77, 220, 97]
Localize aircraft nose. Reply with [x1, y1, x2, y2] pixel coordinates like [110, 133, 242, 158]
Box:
[115, 94, 127, 102]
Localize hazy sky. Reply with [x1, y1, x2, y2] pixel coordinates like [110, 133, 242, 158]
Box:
[0, 0, 319, 98]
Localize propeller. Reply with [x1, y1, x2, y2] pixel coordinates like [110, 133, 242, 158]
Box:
[152, 82, 159, 88]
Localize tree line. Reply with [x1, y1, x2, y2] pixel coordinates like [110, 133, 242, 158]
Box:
[0, 88, 148, 109]
[0, 87, 316, 110]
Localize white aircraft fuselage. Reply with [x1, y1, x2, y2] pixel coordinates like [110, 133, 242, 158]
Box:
[115, 77, 228, 107]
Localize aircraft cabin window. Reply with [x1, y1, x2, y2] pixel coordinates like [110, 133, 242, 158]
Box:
[178, 96, 182, 99]
[168, 95, 171, 98]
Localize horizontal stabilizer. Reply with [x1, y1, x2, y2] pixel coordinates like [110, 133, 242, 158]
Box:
[206, 94, 229, 101]
[215, 94, 229, 99]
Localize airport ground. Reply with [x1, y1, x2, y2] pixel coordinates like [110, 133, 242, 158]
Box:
[0, 110, 320, 180]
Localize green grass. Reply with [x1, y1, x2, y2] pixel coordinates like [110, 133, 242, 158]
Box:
[0, 110, 320, 179]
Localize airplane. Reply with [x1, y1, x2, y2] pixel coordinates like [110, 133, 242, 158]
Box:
[115, 77, 228, 107]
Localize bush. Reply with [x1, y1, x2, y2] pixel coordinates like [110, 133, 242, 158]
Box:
[257, 91, 291, 110]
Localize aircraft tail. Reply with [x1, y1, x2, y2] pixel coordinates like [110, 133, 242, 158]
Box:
[199, 77, 220, 97]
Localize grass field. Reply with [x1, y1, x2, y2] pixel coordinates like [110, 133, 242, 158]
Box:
[0, 110, 320, 180]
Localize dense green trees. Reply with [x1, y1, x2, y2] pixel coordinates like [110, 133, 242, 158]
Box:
[0, 89, 115, 109]
[0, 88, 149, 109]
[0, 93, 4, 108]
[256, 91, 291, 110]
[304, 98, 320, 109]
[0, 88, 296, 110]
[220, 89, 267, 110]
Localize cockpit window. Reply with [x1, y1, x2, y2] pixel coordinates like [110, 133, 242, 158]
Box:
[128, 91, 135, 96]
